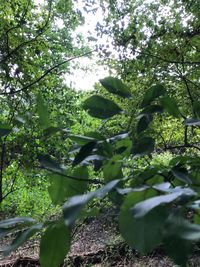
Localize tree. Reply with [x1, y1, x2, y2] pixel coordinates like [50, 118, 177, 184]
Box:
[0, 1, 200, 267]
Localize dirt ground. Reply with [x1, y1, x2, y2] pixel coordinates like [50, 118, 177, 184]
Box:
[1, 209, 200, 266]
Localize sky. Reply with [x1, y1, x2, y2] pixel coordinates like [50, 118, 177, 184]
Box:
[35, 0, 109, 91]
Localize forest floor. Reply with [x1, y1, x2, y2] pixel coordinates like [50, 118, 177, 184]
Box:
[1, 208, 200, 266]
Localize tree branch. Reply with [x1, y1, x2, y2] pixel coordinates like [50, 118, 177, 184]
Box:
[0, 51, 93, 95]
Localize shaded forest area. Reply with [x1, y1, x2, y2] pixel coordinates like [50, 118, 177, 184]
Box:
[0, 0, 200, 266]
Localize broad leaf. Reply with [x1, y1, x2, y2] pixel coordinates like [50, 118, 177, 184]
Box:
[194, 101, 200, 119]
[0, 124, 12, 138]
[100, 77, 131, 98]
[48, 166, 89, 205]
[103, 155, 123, 183]
[141, 84, 166, 108]
[0, 217, 35, 228]
[119, 191, 167, 254]
[38, 155, 63, 173]
[132, 188, 195, 218]
[3, 223, 42, 256]
[171, 166, 192, 184]
[69, 134, 96, 145]
[62, 179, 120, 226]
[140, 105, 163, 115]
[185, 118, 200, 126]
[40, 222, 71, 267]
[160, 96, 180, 117]
[73, 141, 97, 166]
[137, 115, 152, 133]
[132, 137, 155, 156]
[83, 95, 123, 119]
[36, 93, 51, 129]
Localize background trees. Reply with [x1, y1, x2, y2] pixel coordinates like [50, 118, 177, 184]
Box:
[0, 1, 200, 267]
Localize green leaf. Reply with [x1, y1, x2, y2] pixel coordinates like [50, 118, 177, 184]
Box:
[194, 101, 200, 119]
[0, 124, 12, 138]
[48, 166, 89, 205]
[185, 118, 200, 126]
[69, 134, 96, 145]
[82, 95, 123, 119]
[36, 93, 51, 129]
[38, 155, 63, 173]
[62, 179, 120, 226]
[137, 115, 152, 133]
[132, 137, 155, 156]
[141, 84, 166, 108]
[164, 216, 196, 266]
[160, 96, 180, 117]
[171, 166, 192, 184]
[100, 77, 131, 98]
[132, 188, 195, 218]
[3, 223, 42, 256]
[73, 141, 97, 166]
[164, 235, 192, 267]
[40, 222, 71, 267]
[0, 217, 35, 228]
[140, 105, 163, 115]
[119, 192, 167, 254]
[103, 155, 123, 183]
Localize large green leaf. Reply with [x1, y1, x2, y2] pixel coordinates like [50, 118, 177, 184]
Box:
[40, 222, 71, 267]
[36, 93, 51, 129]
[73, 141, 97, 166]
[137, 115, 152, 133]
[69, 134, 97, 145]
[0, 124, 12, 138]
[48, 166, 89, 205]
[193, 101, 200, 119]
[171, 166, 192, 184]
[0, 217, 35, 228]
[119, 191, 167, 254]
[103, 155, 123, 183]
[160, 96, 180, 117]
[184, 118, 200, 126]
[38, 155, 63, 173]
[141, 84, 166, 108]
[3, 223, 43, 256]
[131, 188, 195, 218]
[100, 77, 131, 98]
[132, 137, 155, 156]
[82, 95, 123, 119]
[62, 179, 120, 226]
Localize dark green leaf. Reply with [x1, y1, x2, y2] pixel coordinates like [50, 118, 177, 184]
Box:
[100, 77, 131, 98]
[36, 93, 51, 129]
[185, 118, 200, 126]
[0, 125, 12, 138]
[119, 192, 167, 254]
[48, 166, 89, 205]
[160, 96, 180, 117]
[140, 105, 163, 115]
[83, 95, 123, 119]
[40, 222, 71, 267]
[137, 115, 152, 133]
[0, 217, 35, 228]
[38, 155, 63, 173]
[132, 188, 195, 218]
[73, 141, 97, 166]
[69, 134, 96, 145]
[103, 155, 123, 183]
[194, 102, 200, 119]
[132, 137, 155, 156]
[3, 223, 42, 256]
[171, 166, 192, 184]
[62, 179, 120, 226]
[141, 84, 166, 108]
